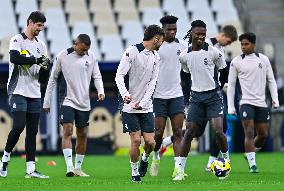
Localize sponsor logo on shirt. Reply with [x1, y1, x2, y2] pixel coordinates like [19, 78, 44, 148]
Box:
[13, 103, 16, 108]
[243, 111, 247, 118]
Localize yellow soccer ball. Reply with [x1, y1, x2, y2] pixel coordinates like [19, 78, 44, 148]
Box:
[210, 158, 231, 178]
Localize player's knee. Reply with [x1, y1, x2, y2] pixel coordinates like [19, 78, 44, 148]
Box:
[155, 127, 165, 137]
[63, 128, 73, 137]
[245, 129, 254, 139]
[76, 130, 87, 139]
[131, 136, 141, 147]
[145, 138, 155, 149]
[259, 130, 268, 139]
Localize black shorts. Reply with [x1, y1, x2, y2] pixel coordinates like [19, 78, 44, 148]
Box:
[121, 112, 154, 133]
[187, 89, 224, 125]
[60, 105, 90, 128]
[153, 96, 184, 118]
[239, 104, 270, 123]
[9, 94, 41, 113]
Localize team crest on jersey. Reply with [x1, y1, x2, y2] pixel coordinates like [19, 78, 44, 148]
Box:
[204, 58, 208, 65]
[243, 111, 247, 118]
[258, 63, 262, 68]
[85, 61, 90, 68]
[37, 48, 40, 54]
[177, 49, 181, 55]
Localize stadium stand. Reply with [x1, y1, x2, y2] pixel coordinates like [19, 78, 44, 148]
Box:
[0, 0, 245, 61]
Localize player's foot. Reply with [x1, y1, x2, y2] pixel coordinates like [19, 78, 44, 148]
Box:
[205, 166, 211, 172]
[172, 167, 188, 178]
[218, 174, 229, 180]
[131, 175, 142, 183]
[0, 161, 8, 177]
[159, 146, 167, 158]
[66, 166, 75, 177]
[74, 169, 90, 177]
[25, 170, 49, 178]
[138, 159, 148, 177]
[150, 159, 160, 176]
[249, 165, 259, 173]
[172, 171, 186, 181]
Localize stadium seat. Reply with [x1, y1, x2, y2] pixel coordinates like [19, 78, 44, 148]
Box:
[100, 34, 124, 61]
[15, 0, 38, 15]
[113, 111, 130, 148]
[141, 8, 164, 27]
[65, 0, 90, 26]
[0, 110, 12, 151]
[0, 1, 18, 40]
[114, 0, 136, 12]
[191, 10, 218, 37]
[138, 0, 160, 11]
[186, 0, 210, 13]
[163, 0, 185, 13]
[40, 0, 62, 11]
[117, 10, 140, 25]
[88, 107, 113, 138]
[89, 0, 112, 13]
[121, 21, 144, 46]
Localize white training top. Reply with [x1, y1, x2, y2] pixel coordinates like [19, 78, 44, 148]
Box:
[153, 38, 187, 99]
[227, 53, 279, 113]
[43, 47, 104, 111]
[7, 33, 47, 98]
[115, 43, 160, 113]
[179, 42, 227, 92]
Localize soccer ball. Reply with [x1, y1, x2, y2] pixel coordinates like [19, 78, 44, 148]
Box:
[20, 49, 33, 69]
[210, 158, 231, 179]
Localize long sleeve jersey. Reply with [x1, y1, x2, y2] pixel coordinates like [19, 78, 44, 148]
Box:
[227, 53, 279, 113]
[43, 47, 104, 111]
[115, 43, 160, 113]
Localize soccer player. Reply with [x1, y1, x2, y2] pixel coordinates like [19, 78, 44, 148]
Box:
[149, 15, 187, 177]
[115, 25, 164, 182]
[173, 20, 230, 181]
[43, 34, 105, 177]
[227, 32, 279, 173]
[157, 25, 238, 172]
[0, 11, 50, 178]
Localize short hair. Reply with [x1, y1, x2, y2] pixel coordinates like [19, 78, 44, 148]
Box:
[77, 34, 91, 46]
[160, 15, 178, 26]
[143, 25, 165, 41]
[239, 32, 256, 44]
[221, 25, 238, 42]
[27, 11, 46, 26]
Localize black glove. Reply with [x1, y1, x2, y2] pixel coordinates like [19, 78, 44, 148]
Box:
[36, 55, 50, 70]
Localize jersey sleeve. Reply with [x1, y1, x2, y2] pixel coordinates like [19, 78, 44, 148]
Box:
[92, 56, 104, 96]
[212, 47, 227, 70]
[115, 47, 133, 99]
[227, 59, 238, 113]
[9, 35, 22, 52]
[264, 56, 279, 107]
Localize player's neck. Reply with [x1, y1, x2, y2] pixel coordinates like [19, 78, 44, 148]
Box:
[143, 41, 154, 51]
[24, 29, 36, 40]
[191, 43, 202, 51]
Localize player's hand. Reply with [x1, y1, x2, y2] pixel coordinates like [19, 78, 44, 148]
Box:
[36, 55, 50, 70]
[222, 83, 228, 94]
[97, 94, 105, 101]
[43, 108, 50, 113]
[272, 101, 279, 108]
[133, 103, 142, 110]
[124, 96, 131, 104]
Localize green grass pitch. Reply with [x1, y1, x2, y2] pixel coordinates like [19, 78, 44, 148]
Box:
[0, 153, 283, 191]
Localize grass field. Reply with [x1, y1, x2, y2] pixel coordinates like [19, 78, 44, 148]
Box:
[0, 153, 283, 191]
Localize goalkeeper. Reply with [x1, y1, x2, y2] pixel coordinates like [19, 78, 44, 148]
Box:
[0, 11, 50, 179]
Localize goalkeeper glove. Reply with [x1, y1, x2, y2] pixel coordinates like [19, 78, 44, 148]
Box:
[36, 55, 50, 70]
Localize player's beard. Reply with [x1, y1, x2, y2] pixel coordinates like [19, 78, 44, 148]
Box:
[33, 30, 41, 36]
